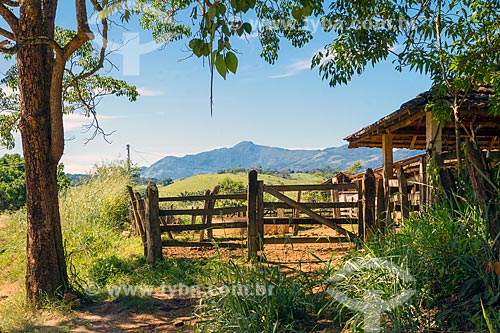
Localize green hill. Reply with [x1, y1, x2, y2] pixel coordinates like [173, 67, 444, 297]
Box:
[158, 172, 325, 197]
[142, 141, 420, 180]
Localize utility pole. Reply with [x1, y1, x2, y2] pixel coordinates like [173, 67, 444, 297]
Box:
[126, 144, 131, 174]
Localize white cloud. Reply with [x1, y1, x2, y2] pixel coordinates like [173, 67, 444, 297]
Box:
[63, 114, 126, 131]
[137, 87, 164, 96]
[269, 60, 312, 79]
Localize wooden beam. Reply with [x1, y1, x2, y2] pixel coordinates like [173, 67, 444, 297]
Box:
[385, 112, 425, 134]
[409, 135, 418, 150]
[160, 206, 247, 216]
[162, 241, 243, 249]
[382, 133, 394, 181]
[263, 236, 348, 244]
[159, 193, 247, 202]
[263, 202, 358, 209]
[398, 165, 409, 220]
[266, 183, 357, 192]
[264, 185, 358, 240]
[426, 111, 442, 154]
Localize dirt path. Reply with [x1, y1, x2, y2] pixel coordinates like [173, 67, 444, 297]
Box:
[64, 237, 350, 332]
[1, 221, 350, 332]
[69, 294, 196, 332]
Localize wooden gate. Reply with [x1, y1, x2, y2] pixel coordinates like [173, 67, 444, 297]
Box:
[128, 169, 379, 262]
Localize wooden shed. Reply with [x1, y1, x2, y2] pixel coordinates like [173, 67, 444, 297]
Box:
[344, 87, 500, 219]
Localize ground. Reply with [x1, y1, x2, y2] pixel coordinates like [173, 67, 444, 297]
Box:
[0, 218, 350, 332]
[69, 239, 349, 333]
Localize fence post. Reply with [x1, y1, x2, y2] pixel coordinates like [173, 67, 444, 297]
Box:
[376, 178, 386, 234]
[419, 155, 427, 212]
[257, 180, 265, 252]
[247, 170, 258, 260]
[145, 182, 163, 264]
[398, 165, 410, 220]
[126, 185, 140, 236]
[207, 185, 220, 240]
[134, 192, 147, 257]
[199, 189, 211, 242]
[357, 180, 364, 241]
[363, 169, 376, 239]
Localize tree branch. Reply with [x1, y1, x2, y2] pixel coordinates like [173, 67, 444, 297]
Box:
[0, 26, 14, 40]
[67, 0, 108, 83]
[0, 3, 18, 37]
[0, 36, 63, 55]
[0, 0, 19, 6]
[62, 0, 93, 60]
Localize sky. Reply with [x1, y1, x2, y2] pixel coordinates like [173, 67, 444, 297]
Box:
[0, 2, 431, 174]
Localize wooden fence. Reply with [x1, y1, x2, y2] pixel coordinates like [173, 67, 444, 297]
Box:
[128, 169, 391, 261]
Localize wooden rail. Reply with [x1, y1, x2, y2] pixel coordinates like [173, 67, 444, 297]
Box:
[129, 170, 383, 261]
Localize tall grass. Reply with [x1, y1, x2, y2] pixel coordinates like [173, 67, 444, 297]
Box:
[195, 260, 335, 333]
[322, 197, 500, 332]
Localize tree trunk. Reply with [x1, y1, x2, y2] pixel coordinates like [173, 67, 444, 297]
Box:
[464, 141, 500, 253]
[17, 0, 68, 304]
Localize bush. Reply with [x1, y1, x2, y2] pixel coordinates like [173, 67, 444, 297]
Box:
[195, 261, 331, 333]
[323, 198, 500, 332]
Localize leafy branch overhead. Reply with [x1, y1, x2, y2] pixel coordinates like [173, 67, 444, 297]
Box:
[128, 0, 323, 79]
[0, 28, 138, 149]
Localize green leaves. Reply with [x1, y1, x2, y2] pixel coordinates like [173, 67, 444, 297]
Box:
[225, 52, 238, 74]
[214, 51, 239, 79]
[215, 54, 227, 79]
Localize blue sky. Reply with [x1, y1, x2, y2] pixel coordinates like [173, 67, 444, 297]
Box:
[0, 3, 431, 173]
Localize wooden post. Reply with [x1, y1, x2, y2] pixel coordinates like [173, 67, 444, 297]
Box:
[134, 192, 147, 257]
[293, 190, 302, 235]
[126, 185, 140, 236]
[363, 169, 376, 238]
[419, 155, 427, 211]
[398, 166, 409, 220]
[382, 133, 394, 226]
[199, 189, 211, 242]
[426, 111, 442, 205]
[332, 189, 341, 218]
[206, 185, 220, 240]
[145, 182, 163, 264]
[257, 180, 265, 251]
[247, 170, 258, 260]
[376, 178, 386, 233]
[357, 180, 364, 241]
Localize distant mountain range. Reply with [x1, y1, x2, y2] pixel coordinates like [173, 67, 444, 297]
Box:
[140, 141, 421, 180]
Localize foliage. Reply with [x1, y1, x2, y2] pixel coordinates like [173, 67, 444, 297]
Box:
[0, 154, 25, 211]
[0, 28, 138, 149]
[0, 154, 72, 211]
[346, 160, 363, 174]
[195, 261, 331, 332]
[312, 0, 500, 96]
[323, 196, 500, 332]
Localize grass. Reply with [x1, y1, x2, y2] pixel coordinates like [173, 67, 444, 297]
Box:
[158, 172, 324, 197]
[317, 197, 500, 332]
[2, 165, 500, 332]
[0, 170, 217, 331]
[194, 260, 336, 333]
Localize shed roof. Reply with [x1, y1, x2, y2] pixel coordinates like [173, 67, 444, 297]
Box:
[344, 87, 499, 151]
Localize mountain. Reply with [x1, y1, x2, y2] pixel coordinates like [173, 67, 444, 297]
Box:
[141, 141, 421, 179]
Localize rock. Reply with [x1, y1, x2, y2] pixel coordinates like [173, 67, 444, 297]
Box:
[121, 231, 131, 238]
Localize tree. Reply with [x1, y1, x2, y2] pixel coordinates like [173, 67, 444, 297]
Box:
[0, 1, 137, 304]
[0, 153, 25, 211]
[0, 154, 73, 211]
[310, 0, 500, 249]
